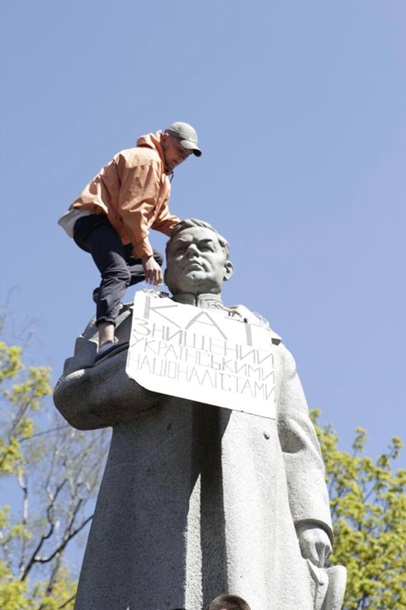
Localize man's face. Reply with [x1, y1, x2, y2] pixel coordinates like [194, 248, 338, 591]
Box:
[165, 227, 234, 295]
[162, 134, 193, 172]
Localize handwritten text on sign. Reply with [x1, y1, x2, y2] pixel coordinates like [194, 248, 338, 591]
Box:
[126, 292, 276, 418]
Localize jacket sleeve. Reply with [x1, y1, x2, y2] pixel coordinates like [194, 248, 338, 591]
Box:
[277, 346, 333, 542]
[116, 156, 163, 258]
[152, 197, 180, 236]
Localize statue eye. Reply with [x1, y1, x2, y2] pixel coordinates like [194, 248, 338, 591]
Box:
[174, 245, 187, 255]
[200, 242, 214, 252]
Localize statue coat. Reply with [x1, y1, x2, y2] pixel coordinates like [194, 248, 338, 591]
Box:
[54, 302, 333, 610]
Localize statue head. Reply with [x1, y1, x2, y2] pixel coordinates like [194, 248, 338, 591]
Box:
[164, 219, 234, 297]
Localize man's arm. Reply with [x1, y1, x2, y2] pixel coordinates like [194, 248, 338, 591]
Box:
[116, 154, 162, 259]
[152, 201, 180, 236]
[141, 254, 163, 285]
[114, 154, 173, 285]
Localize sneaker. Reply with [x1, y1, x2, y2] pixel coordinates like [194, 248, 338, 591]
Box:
[94, 340, 129, 365]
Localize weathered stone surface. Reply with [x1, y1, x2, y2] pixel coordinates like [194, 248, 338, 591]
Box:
[54, 302, 345, 610]
[54, 219, 346, 610]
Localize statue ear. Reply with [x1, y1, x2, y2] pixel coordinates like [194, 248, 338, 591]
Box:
[223, 261, 234, 282]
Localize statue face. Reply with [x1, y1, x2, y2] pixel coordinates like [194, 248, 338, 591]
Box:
[165, 227, 233, 295]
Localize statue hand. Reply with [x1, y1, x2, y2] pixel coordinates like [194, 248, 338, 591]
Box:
[296, 523, 332, 567]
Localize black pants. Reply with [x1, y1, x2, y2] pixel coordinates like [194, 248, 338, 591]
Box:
[73, 214, 163, 326]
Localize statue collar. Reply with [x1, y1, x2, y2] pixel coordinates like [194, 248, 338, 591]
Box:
[171, 292, 225, 310]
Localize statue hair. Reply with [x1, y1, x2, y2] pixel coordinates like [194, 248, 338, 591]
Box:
[204, 594, 251, 610]
[166, 218, 230, 257]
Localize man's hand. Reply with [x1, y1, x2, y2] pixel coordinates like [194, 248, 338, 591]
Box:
[142, 256, 163, 285]
[296, 523, 332, 568]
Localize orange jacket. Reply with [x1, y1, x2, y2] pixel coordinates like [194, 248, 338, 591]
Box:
[69, 131, 180, 258]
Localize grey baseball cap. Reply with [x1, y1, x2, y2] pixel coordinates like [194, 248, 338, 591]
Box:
[165, 121, 202, 157]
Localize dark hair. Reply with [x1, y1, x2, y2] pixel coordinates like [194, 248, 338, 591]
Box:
[166, 218, 230, 258]
[205, 594, 251, 610]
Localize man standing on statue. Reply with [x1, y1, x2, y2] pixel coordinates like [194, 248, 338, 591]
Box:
[58, 122, 202, 363]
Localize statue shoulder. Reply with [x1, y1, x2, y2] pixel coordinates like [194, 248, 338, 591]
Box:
[226, 304, 282, 345]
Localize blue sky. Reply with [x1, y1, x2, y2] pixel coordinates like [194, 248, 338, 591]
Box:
[1, 0, 405, 478]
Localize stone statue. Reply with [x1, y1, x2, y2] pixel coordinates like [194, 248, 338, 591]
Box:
[54, 219, 346, 610]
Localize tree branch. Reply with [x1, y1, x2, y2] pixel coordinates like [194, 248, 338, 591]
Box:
[32, 514, 93, 565]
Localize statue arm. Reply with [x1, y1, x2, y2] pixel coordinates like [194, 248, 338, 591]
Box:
[276, 345, 333, 561]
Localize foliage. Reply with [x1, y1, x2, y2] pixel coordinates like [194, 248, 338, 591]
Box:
[312, 410, 406, 610]
[0, 339, 109, 609]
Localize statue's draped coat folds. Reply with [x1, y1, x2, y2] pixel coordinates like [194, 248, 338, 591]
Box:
[54, 305, 334, 610]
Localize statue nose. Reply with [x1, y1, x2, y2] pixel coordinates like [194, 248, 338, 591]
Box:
[186, 244, 199, 257]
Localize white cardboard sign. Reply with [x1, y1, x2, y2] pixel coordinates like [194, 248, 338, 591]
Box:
[126, 292, 276, 419]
